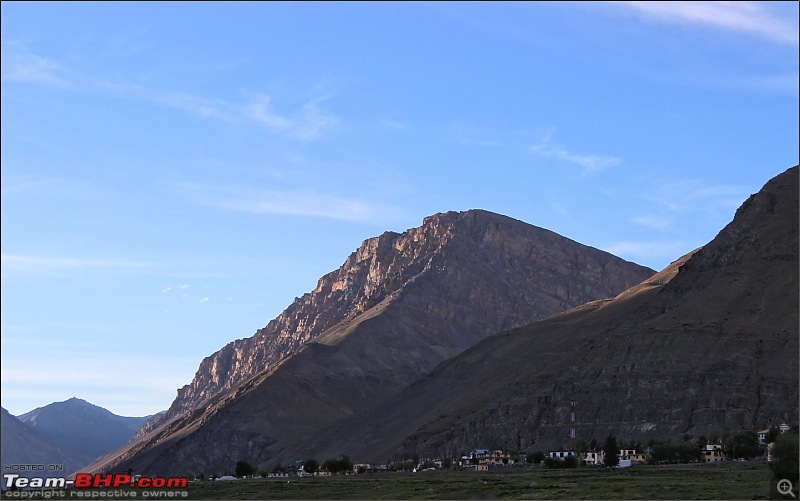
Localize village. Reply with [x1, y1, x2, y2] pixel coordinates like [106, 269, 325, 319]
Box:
[212, 422, 795, 481]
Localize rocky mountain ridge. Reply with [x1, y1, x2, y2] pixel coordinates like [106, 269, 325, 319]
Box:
[306, 165, 799, 461]
[165, 210, 653, 419]
[87, 209, 655, 475]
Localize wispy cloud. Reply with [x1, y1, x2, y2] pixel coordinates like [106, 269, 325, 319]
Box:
[531, 130, 620, 175]
[446, 122, 503, 147]
[3, 42, 339, 141]
[616, 1, 799, 45]
[162, 284, 190, 294]
[379, 118, 408, 130]
[630, 215, 673, 231]
[646, 181, 746, 213]
[603, 240, 690, 267]
[621, 179, 748, 234]
[247, 95, 339, 140]
[150, 92, 340, 140]
[184, 183, 399, 223]
[1, 253, 155, 276]
[0, 42, 71, 87]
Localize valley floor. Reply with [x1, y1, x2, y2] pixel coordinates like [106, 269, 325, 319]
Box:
[184, 462, 784, 500]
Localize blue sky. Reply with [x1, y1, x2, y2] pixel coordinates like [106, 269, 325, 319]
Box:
[2, 2, 798, 417]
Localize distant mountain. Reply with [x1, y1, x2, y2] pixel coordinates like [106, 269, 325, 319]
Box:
[308, 165, 799, 461]
[86, 209, 655, 476]
[18, 398, 152, 461]
[1, 407, 90, 477]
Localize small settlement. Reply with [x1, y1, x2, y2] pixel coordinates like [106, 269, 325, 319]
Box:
[214, 421, 795, 479]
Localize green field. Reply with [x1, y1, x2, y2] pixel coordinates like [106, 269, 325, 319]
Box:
[182, 462, 782, 500]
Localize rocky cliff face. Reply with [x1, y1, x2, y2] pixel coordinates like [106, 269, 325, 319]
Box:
[88, 209, 654, 476]
[308, 166, 798, 462]
[166, 210, 653, 418]
[167, 217, 452, 417]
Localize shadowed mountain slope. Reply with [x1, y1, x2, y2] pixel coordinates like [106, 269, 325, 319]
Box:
[1, 407, 92, 477]
[86, 209, 654, 476]
[308, 165, 799, 462]
[18, 398, 151, 462]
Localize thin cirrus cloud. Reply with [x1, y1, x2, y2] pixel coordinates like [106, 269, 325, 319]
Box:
[1, 253, 156, 276]
[602, 240, 690, 266]
[157, 92, 339, 141]
[645, 181, 746, 214]
[2, 41, 339, 141]
[531, 130, 620, 175]
[616, 1, 799, 45]
[185, 183, 400, 223]
[0, 42, 71, 87]
[624, 180, 747, 233]
[630, 215, 673, 231]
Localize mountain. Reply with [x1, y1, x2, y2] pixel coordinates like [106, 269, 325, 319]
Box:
[162, 211, 653, 421]
[18, 398, 152, 461]
[86, 209, 655, 476]
[308, 165, 799, 461]
[1, 407, 91, 477]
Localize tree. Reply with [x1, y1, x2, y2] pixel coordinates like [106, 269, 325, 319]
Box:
[235, 460, 256, 478]
[543, 457, 565, 469]
[322, 455, 353, 474]
[726, 431, 761, 459]
[543, 454, 578, 469]
[604, 435, 620, 467]
[339, 455, 353, 473]
[648, 442, 702, 464]
[527, 451, 545, 465]
[771, 433, 799, 482]
[589, 438, 598, 452]
[303, 459, 319, 474]
[766, 427, 781, 444]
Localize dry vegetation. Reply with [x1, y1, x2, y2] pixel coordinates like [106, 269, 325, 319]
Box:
[184, 462, 774, 500]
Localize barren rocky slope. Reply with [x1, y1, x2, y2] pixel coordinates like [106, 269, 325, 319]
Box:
[88, 209, 654, 475]
[163, 210, 653, 420]
[309, 165, 799, 462]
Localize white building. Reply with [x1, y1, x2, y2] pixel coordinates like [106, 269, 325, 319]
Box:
[584, 451, 605, 465]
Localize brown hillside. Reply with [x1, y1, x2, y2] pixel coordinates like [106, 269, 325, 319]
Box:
[308, 165, 799, 462]
[87, 209, 654, 476]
